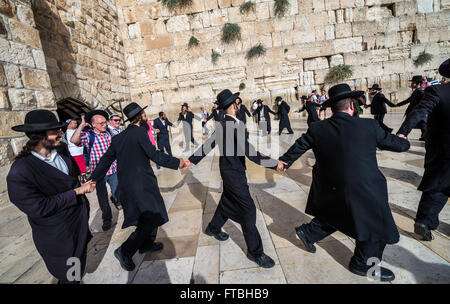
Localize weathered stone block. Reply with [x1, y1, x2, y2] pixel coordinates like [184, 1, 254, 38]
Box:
[340, 0, 355, 8]
[21, 67, 51, 90]
[31, 50, 46, 70]
[325, 25, 335, 40]
[144, 36, 174, 50]
[128, 23, 141, 39]
[274, 18, 294, 32]
[0, 0, 14, 17]
[228, 6, 241, 24]
[335, 23, 352, 38]
[299, 71, 314, 86]
[330, 54, 344, 67]
[167, 15, 190, 33]
[35, 91, 55, 109]
[256, 2, 270, 20]
[325, 0, 340, 10]
[4, 64, 22, 88]
[204, 0, 219, 10]
[418, 0, 434, 13]
[9, 19, 41, 49]
[0, 87, 9, 110]
[304, 57, 329, 71]
[17, 4, 35, 27]
[333, 37, 363, 53]
[308, 11, 328, 26]
[218, 0, 232, 8]
[6, 89, 36, 111]
[313, 0, 325, 11]
[394, 1, 418, 16]
[298, 0, 314, 13]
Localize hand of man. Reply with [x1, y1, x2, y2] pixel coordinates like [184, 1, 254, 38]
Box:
[179, 158, 191, 170]
[74, 180, 96, 195]
[80, 114, 90, 129]
[155, 129, 160, 133]
[277, 160, 288, 172]
[396, 133, 407, 139]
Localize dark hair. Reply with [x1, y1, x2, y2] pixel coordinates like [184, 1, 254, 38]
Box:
[129, 111, 143, 125]
[16, 132, 46, 160]
[223, 100, 236, 111]
[331, 98, 355, 114]
[159, 112, 164, 117]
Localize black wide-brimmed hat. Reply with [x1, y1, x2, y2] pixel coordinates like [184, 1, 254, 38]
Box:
[256, 99, 263, 104]
[123, 102, 147, 122]
[301, 95, 308, 100]
[438, 58, 450, 78]
[181, 103, 189, 108]
[12, 109, 65, 133]
[275, 96, 282, 102]
[85, 109, 109, 124]
[322, 84, 364, 108]
[369, 84, 382, 91]
[409, 75, 423, 83]
[216, 89, 240, 110]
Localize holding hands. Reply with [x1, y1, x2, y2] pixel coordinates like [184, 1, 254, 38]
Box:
[75, 180, 96, 195]
[179, 158, 191, 170]
[276, 160, 288, 172]
[396, 133, 407, 139]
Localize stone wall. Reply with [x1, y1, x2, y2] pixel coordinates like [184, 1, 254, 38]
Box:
[116, 0, 449, 117]
[0, 0, 131, 209]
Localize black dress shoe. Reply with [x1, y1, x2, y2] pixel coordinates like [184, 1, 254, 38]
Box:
[114, 247, 135, 271]
[295, 226, 316, 253]
[205, 225, 229, 241]
[110, 196, 122, 210]
[102, 220, 112, 231]
[414, 222, 433, 241]
[247, 253, 275, 269]
[139, 242, 164, 254]
[349, 264, 395, 282]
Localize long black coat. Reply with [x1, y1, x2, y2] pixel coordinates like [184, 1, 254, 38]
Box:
[153, 118, 173, 143]
[189, 115, 277, 223]
[396, 88, 425, 117]
[178, 111, 196, 126]
[237, 104, 251, 124]
[6, 144, 90, 281]
[91, 124, 180, 228]
[207, 109, 225, 122]
[252, 105, 276, 130]
[298, 100, 320, 126]
[369, 92, 396, 114]
[398, 83, 450, 196]
[280, 112, 410, 244]
[277, 101, 292, 130]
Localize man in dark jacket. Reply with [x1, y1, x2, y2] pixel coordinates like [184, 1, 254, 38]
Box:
[177, 103, 200, 152]
[252, 99, 276, 135]
[91, 103, 190, 271]
[7, 110, 95, 283]
[276, 96, 294, 135]
[207, 101, 225, 122]
[277, 84, 410, 282]
[296, 95, 321, 126]
[153, 111, 173, 157]
[396, 75, 427, 140]
[189, 89, 278, 268]
[366, 84, 396, 133]
[236, 97, 251, 125]
[397, 59, 450, 241]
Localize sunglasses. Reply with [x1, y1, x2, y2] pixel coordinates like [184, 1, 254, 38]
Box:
[111, 119, 121, 122]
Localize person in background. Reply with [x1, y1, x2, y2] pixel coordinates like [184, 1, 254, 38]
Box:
[200, 106, 209, 135]
[144, 117, 159, 169]
[108, 114, 123, 136]
[275, 96, 294, 135]
[318, 89, 328, 119]
[365, 84, 396, 133]
[177, 103, 200, 152]
[153, 112, 173, 160]
[296, 95, 321, 127]
[65, 118, 87, 182]
[252, 99, 276, 135]
[236, 97, 251, 125]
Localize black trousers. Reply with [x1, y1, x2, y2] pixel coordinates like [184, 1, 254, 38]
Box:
[183, 126, 198, 148]
[208, 206, 264, 257]
[121, 213, 159, 258]
[374, 114, 392, 132]
[415, 191, 448, 230]
[157, 139, 172, 157]
[302, 218, 386, 270]
[279, 120, 293, 135]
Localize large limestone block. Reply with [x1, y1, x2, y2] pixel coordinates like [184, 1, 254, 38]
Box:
[366, 6, 392, 21]
[298, 0, 314, 13]
[218, 0, 232, 8]
[340, 0, 355, 8]
[335, 22, 352, 38]
[204, 0, 219, 10]
[394, 1, 418, 16]
[325, 0, 340, 10]
[0, 39, 35, 68]
[35, 91, 56, 109]
[0, 88, 9, 110]
[0, 111, 27, 139]
[4, 63, 23, 88]
[274, 18, 294, 32]
[313, 0, 325, 11]
[144, 35, 174, 50]
[332, 37, 363, 53]
[417, 0, 434, 13]
[256, 2, 270, 20]
[167, 15, 190, 33]
[351, 62, 383, 79]
[308, 11, 329, 27]
[8, 19, 41, 49]
[375, 32, 400, 49]
[128, 23, 141, 39]
[20, 67, 51, 90]
[383, 59, 415, 75]
[304, 57, 329, 71]
[330, 54, 344, 67]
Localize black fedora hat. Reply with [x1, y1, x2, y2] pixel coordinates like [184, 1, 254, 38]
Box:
[256, 99, 263, 104]
[322, 84, 364, 108]
[216, 89, 240, 110]
[301, 95, 308, 100]
[369, 84, 382, 90]
[438, 58, 450, 78]
[409, 75, 423, 83]
[275, 96, 283, 102]
[181, 103, 189, 108]
[85, 109, 109, 124]
[12, 109, 65, 133]
[123, 102, 148, 122]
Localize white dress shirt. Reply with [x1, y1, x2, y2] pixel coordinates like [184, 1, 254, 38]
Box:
[31, 149, 69, 175]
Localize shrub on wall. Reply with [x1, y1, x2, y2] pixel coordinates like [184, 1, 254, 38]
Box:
[326, 65, 353, 82]
[161, 0, 192, 10]
[274, 0, 290, 18]
[414, 52, 433, 67]
[239, 82, 246, 90]
[221, 23, 241, 44]
[211, 50, 220, 64]
[246, 44, 266, 59]
[188, 36, 199, 48]
[240, 1, 256, 14]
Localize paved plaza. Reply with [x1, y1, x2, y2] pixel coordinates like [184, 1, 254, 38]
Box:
[0, 112, 449, 284]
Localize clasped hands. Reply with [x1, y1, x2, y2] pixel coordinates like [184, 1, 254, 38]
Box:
[276, 160, 288, 172]
[75, 180, 96, 195]
[179, 158, 191, 170]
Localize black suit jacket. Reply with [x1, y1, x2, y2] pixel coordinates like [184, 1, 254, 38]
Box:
[252, 105, 276, 124]
[280, 112, 410, 243]
[368, 92, 396, 114]
[177, 111, 196, 126]
[398, 83, 450, 195]
[207, 108, 225, 122]
[92, 125, 180, 228]
[298, 100, 320, 126]
[153, 118, 173, 142]
[396, 88, 425, 117]
[237, 104, 251, 124]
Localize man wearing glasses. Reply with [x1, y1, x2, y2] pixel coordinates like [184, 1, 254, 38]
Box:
[108, 114, 123, 136]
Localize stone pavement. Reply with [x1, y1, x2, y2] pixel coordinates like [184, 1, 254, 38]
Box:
[0, 113, 449, 284]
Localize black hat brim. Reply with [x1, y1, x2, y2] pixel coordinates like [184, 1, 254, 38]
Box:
[11, 122, 66, 133]
[85, 110, 109, 124]
[323, 90, 365, 108]
[124, 105, 148, 123]
[219, 92, 240, 110]
[438, 59, 450, 78]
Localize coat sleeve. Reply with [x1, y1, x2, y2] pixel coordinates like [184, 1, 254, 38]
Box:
[376, 121, 410, 152]
[189, 131, 216, 165]
[167, 119, 173, 127]
[152, 119, 158, 129]
[397, 86, 439, 136]
[382, 95, 396, 107]
[297, 105, 306, 113]
[243, 105, 251, 117]
[396, 94, 413, 107]
[267, 106, 277, 115]
[7, 167, 78, 218]
[91, 144, 117, 182]
[279, 129, 314, 169]
[137, 128, 180, 169]
[240, 129, 277, 169]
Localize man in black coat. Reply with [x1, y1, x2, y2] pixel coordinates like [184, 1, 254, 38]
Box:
[396, 75, 427, 140]
[177, 103, 200, 152]
[153, 111, 173, 157]
[397, 59, 450, 241]
[366, 84, 396, 133]
[91, 103, 190, 271]
[275, 96, 294, 135]
[207, 101, 225, 122]
[7, 110, 95, 283]
[236, 97, 251, 125]
[189, 89, 278, 268]
[277, 84, 410, 282]
[252, 99, 276, 135]
[296, 95, 321, 126]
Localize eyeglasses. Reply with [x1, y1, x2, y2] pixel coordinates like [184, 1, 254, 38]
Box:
[111, 119, 121, 122]
[94, 121, 108, 126]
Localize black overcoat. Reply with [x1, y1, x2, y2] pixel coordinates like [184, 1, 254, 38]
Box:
[91, 124, 180, 228]
[398, 83, 450, 196]
[298, 100, 320, 126]
[6, 144, 90, 281]
[207, 109, 225, 122]
[189, 115, 277, 224]
[396, 88, 425, 117]
[277, 101, 292, 130]
[177, 111, 195, 126]
[153, 118, 173, 144]
[237, 104, 251, 124]
[369, 92, 396, 115]
[280, 112, 410, 244]
[252, 105, 276, 130]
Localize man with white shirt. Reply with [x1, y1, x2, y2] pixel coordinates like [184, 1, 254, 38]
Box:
[108, 114, 123, 136]
[153, 111, 173, 157]
[65, 118, 87, 180]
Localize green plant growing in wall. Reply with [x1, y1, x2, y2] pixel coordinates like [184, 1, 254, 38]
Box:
[161, 0, 192, 10]
[188, 36, 199, 48]
[221, 23, 241, 44]
[246, 44, 266, 59]
[274, 0, 290, 18]
[240, 1, 256, 14]
[414, 52, 433, 67]
[239, 82, 246, 90]
[211, 49, 220, 64]
[326, 64, 353, 82]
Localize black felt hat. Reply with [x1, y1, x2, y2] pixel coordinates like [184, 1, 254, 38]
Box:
[322, 84, 364, 108]
[438, 58, 450, 78]
[216, 89, 240, 110]
[275, 96, 282, 102]
[369, 84, 382, 91]
[85, 109, 109, 124]
[123, 102, 147, 122]
[410, 75, 423, 83]
[12, 109, 65, 133]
